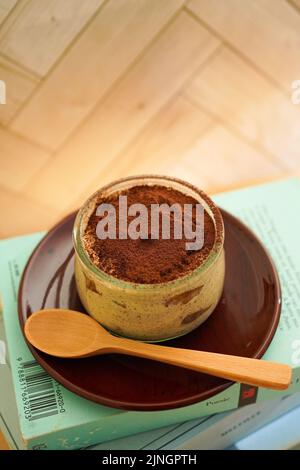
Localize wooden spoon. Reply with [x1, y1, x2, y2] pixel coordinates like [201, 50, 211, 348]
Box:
[24, 309, 292, 390]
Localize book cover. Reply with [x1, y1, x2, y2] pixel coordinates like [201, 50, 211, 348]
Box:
[233, 405, 300, 450]
[90, 394, 300, 450]
[2, 309, 300, 450]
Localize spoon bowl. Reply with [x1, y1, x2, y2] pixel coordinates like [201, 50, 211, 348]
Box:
[25, 309, 116, 358]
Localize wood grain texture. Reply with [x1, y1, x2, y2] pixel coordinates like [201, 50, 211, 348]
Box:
[23, 12, 220, 211]
[0, 0, 17, 26]
[187, 0, 300, 89]
[0, 185, 58, 237]
[0, 0, 104, 76]
[11, 0, 185, 150]
[290, 0, 300, 10]
[176, 124, 283, 191]
[185, 47, 300, 170]
[0, 1, 299, 238]
[69, 96, 212, 208]
[0, 127, 49, 191]
[0, 1, 31, 44]
[0, 54, 38, 124]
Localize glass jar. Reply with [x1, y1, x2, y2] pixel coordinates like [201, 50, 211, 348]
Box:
[73, 175, 225, 342]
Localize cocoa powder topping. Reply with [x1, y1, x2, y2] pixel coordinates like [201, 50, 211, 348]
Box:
[83, 185, 216, 284]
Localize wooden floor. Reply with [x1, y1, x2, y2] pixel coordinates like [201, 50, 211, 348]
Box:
[0, 0, 300, 238]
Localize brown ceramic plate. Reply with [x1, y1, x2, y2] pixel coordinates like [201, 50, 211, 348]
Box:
[18, 210, 281, 411]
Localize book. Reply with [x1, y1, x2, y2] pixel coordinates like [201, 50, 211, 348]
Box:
[0, 312, 24, 450]
[1, 177, 300, 449]
[90, 394, 300, 450]
[232, 405, 300, 450]
[2, 312, 300, 450]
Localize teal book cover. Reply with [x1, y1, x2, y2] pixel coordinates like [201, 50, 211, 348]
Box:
[1, 178, 300, 449]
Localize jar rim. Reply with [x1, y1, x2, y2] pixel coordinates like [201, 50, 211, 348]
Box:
[73, 175, 224, 291]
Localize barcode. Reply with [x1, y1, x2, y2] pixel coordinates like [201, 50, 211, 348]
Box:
[20, 360, 59, 421]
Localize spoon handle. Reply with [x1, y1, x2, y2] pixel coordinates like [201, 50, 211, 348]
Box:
[105, 339, 291, 390]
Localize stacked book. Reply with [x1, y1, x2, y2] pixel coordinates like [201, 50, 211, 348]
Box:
[1, 178, 300, 450]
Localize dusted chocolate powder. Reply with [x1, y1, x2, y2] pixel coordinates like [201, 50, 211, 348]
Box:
[83, 185, 215, 284]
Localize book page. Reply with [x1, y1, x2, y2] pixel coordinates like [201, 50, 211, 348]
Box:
[214, 178, 300, 365]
